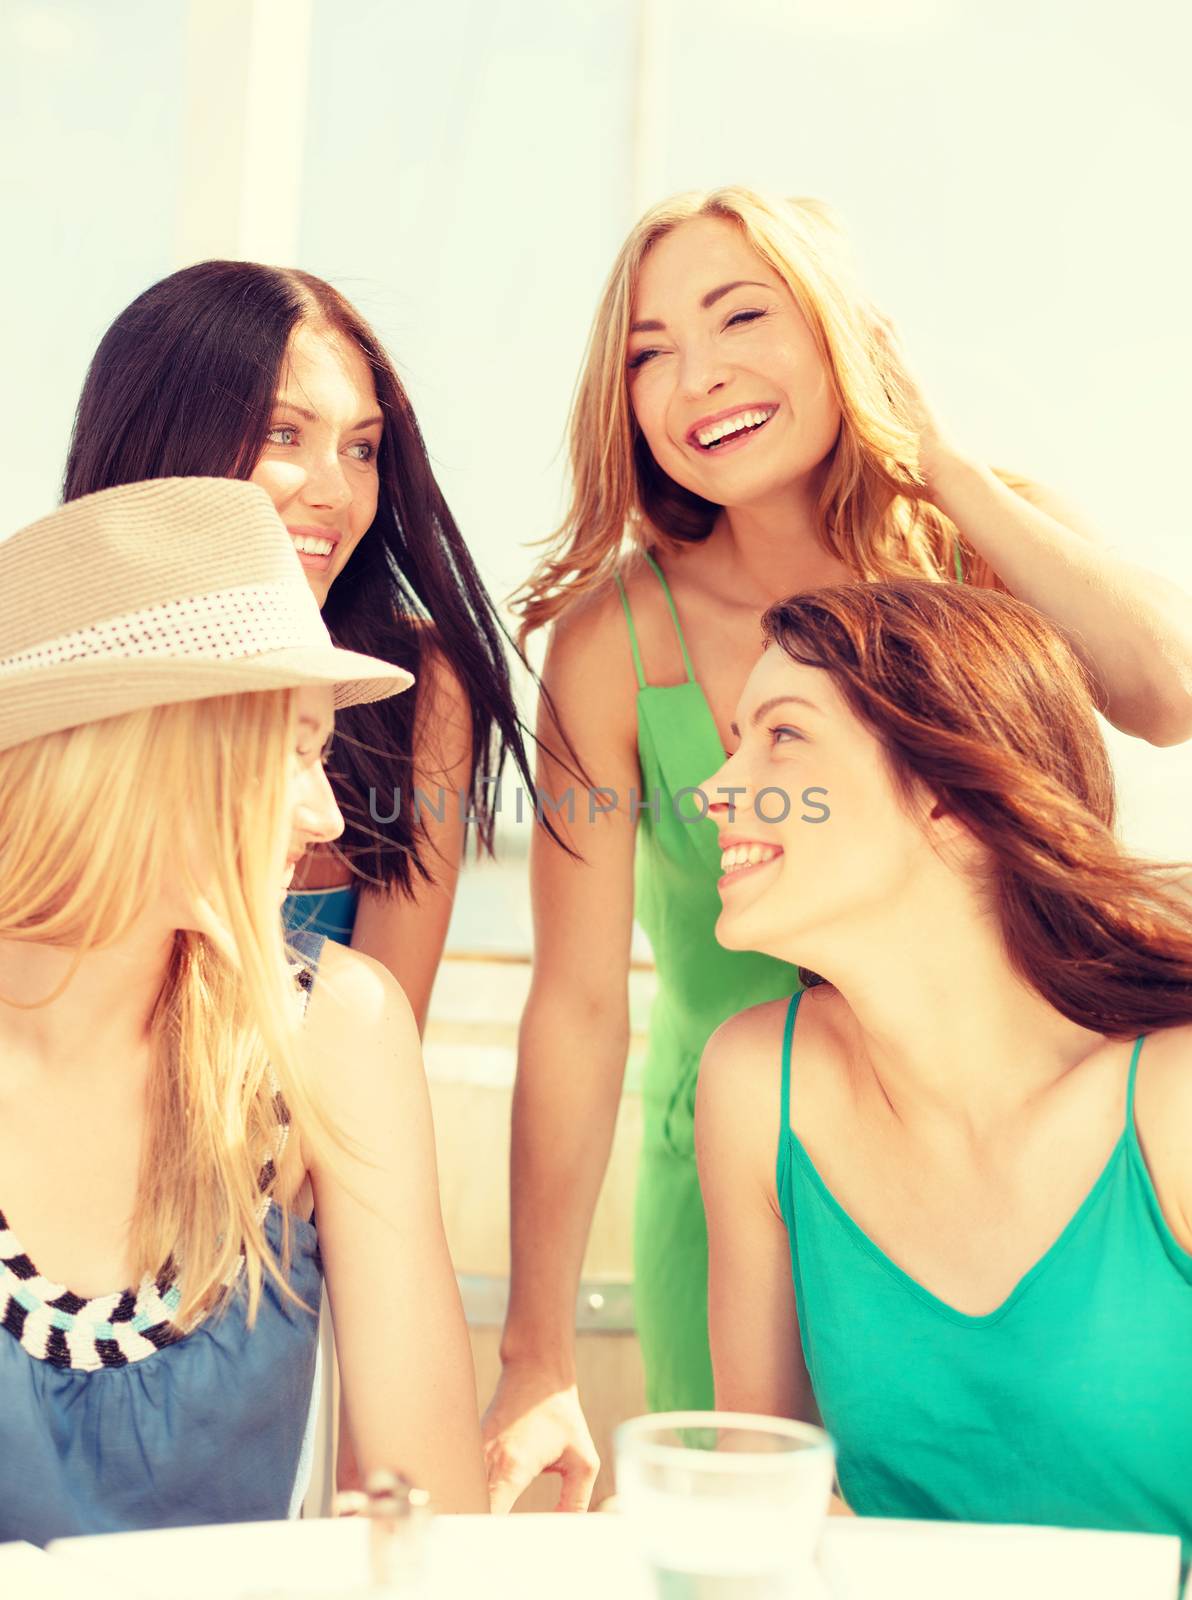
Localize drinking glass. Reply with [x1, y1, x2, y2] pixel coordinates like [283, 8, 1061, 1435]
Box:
[614, 1411, 835, 1600]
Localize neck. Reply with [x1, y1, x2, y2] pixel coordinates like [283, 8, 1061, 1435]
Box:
[713, 464, 846, 602]
[781, 872, 1107, 1128]
[0, 923, 176, 1076]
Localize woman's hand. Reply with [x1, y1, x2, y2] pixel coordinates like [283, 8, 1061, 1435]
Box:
[869, 310, 968, 493]
[481, 1360, 601, 1513]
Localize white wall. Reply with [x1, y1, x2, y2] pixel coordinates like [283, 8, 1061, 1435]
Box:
[1, 1, 186, 518]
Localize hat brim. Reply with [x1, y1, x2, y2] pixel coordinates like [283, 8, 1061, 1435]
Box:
[0, 647, 413, 753]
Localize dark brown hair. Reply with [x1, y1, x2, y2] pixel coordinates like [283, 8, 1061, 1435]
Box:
[64, 261, 543, 891]
[762, 581, 1192, 1035]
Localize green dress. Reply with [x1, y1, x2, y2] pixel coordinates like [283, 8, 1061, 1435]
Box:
[615, 553, 802, 1409]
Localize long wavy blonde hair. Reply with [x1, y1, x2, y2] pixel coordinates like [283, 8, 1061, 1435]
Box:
[514, 186, 1003, 639]
[0, 690, 333, 1327]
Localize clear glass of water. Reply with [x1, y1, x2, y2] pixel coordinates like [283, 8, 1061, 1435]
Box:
[614, 1411, 835, 1600]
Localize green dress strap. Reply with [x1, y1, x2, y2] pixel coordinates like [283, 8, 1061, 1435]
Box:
[641, 552, 697, 683]
[615, 553, 699, 686]
[953, 541, 966, 583]
[613, 573, 647, 691]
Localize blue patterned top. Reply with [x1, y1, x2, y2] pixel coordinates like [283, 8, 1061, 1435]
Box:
[283, 884, 359, 945]
[0, 933, 327, 1545]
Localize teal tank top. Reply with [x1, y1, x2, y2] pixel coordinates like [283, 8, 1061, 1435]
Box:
[776, 989, 1192, 1556]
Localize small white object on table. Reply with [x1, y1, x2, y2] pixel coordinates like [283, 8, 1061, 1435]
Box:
[44, 1512, 1182, 1600]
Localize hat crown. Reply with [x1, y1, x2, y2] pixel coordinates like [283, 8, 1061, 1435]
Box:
[0, 477, 412, 755]
[0, 478, 325, 660]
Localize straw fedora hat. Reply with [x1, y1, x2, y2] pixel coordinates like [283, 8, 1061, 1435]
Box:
[0, 477, 414, 753]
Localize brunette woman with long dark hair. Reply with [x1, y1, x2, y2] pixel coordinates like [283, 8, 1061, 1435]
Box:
[696, 580, 1192, 1554]
[64, 261, 534, 1029]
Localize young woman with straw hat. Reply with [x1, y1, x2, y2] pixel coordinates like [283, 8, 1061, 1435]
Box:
[0, 477, 487, 1543]
[484, 187, 1192, 1511]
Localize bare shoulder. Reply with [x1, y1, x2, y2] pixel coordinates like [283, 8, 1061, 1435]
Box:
[1135, 1020, 1192, 1122]
[700, 993, 807, 1115]
[548, 549, 692, 686]
[301, 941, 419, 1084]
[702, 984, 853, 1117]
[707, 983, 847, 1057]
[704, 995, 790, 1069]
[540, 576, 641, 747]
[695, 1000, 788, 1185]
[548, 573, 636, 672]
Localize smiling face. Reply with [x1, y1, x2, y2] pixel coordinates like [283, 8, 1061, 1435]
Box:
[249, 324, 384, 607]
[699, 644, 938, 963]
[626, 216, 842, 511]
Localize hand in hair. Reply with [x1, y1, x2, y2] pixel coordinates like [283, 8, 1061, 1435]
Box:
[868, 309, 961, 494]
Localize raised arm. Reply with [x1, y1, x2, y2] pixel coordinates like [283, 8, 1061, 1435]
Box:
[481, 593, 642, 1513]
[695, 1009, 815, 1422]
[879, 316, 1192, 746]
[930, 461, 1192, 746]
[351, 643, 472, 1034]
[305, 941, 488, 1512]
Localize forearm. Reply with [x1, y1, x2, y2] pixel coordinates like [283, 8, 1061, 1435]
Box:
[500, 997, 629, 1377]
[334, 1264, 489, 1512]
[932, 454, 1192, 744]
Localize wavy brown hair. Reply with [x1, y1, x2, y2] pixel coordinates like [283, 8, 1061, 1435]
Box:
[762, 581, 1192, 1035]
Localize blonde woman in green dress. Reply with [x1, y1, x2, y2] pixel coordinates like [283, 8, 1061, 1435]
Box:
[481, 187, 1192, 1513]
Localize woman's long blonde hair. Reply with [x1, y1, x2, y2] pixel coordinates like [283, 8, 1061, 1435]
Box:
[0, 690, 330, 1327]
[514, 186, 1002, 639]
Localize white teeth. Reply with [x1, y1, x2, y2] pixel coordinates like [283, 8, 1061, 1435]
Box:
[719, 843, 781, 873]
[293, 535, 334, 557]
[696, 407, 776, 450]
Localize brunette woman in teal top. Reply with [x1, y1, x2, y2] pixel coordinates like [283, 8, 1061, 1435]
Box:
[696, 581, 1192, 1554]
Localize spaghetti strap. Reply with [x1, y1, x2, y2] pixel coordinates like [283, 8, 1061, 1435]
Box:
[614, 573, 647, 691]
[643, 552, 697, 685]
[780, 990, 802, 1136]
[287, 926, 327, 973]
[1124, 1032, 1148, 1131]
[286, 927, 327, 1018]
[953, 541, 966, 584]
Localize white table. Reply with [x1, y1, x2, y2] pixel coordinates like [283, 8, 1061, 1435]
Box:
[13, 1512, 1178, 1600]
